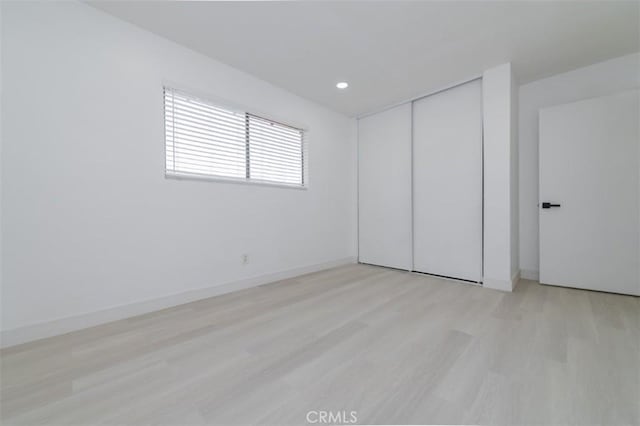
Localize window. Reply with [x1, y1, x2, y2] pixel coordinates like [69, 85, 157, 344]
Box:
[164, 87, 306, 187]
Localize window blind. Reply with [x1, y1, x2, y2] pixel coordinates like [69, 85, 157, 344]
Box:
[164, 87, 306, 187]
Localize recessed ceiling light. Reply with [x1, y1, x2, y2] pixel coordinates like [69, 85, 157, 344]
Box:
[336, 82, 349, 89]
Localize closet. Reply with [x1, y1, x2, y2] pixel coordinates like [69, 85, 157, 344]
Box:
[358, 103, 412, 270]
[412, 79, 483, 281]
[358, 79, 483, 282]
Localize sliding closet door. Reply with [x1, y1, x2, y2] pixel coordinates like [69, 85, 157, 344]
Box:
[413, 80, 483, 281]
[358, 104, 412, 270]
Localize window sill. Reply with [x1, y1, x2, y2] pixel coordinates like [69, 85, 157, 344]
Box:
[165, 171, 308, 190]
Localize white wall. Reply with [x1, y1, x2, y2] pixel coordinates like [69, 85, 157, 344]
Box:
[1, 1, 357, 345]
[510, 68, 519, 281]
[483, 63, 518, 291]
[519, 53, 640, 279]
[0, 1, 3, 335]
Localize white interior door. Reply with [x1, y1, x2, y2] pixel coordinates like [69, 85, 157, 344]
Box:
[539, 90, 640, 296]
[412, 80, 483, 282]
[358, 104, 412, 270]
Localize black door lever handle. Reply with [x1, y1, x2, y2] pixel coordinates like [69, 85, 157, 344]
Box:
[542, 202, 561, 209]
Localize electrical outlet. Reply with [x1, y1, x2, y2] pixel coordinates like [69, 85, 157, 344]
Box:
[242, 254, 249, 265]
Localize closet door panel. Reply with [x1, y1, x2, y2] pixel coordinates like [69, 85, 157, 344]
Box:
[358, 104, 412, 270]
[413, 80, 483, 281]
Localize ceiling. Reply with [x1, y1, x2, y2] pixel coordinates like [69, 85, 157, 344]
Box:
[89, 1, 639, 117]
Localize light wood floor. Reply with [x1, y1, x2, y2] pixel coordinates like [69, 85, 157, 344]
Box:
[1, 264, 638, 425]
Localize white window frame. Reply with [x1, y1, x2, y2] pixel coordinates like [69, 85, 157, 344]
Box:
[164, 86, 308, 190]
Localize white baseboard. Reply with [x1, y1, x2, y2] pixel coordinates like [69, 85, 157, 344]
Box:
[520, 269, 539, 281]
[483, 278, 512, 292]
[511, 270, 521, 290]
[0, 256, 357, 349]
[483, 270, 521, 292]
